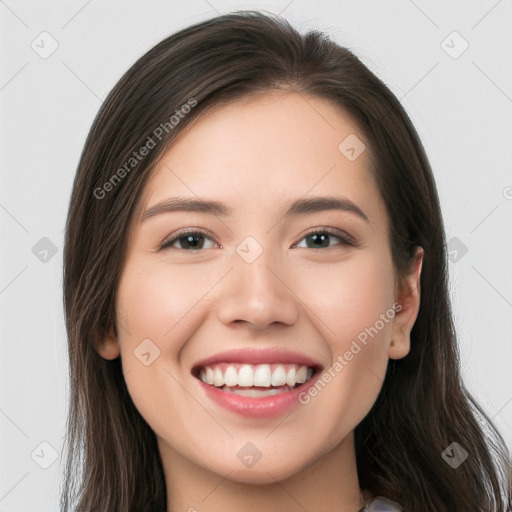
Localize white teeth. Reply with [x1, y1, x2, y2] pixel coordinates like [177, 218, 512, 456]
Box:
[238, 365, 254, 387]
[228, 387, 289, 397]
[213, 367, 224, 387]
[253, 364, 271, 387]
[198, 362, 315, 389]
[224, 365, 238, 387]
[295, 365, 307, 384]
[271, 364, 287, 386]
[286, 366, 296, 387]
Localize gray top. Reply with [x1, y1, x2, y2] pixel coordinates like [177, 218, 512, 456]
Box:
[358, 496, 404, 511]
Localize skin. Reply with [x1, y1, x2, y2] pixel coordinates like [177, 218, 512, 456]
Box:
[96, 90, 423, 512]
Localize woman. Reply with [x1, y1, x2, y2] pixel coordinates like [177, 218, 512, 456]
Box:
[61, 10, 511, 512]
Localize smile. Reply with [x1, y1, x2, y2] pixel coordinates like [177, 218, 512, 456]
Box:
[191, 349, 322, 418]
[197, 363, 315, 396]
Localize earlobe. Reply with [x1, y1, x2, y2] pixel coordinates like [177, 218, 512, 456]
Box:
[389, 246, 424, 360]
[93, 326, 121, 360]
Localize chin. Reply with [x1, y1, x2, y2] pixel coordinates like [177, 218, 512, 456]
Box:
[201, 449, 314, 485]
[220, 464, 301, 485]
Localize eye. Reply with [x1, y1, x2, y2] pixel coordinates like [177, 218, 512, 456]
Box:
[293, 228, 357, 250]
[158, 227, 357, 253]
[159, 229, 218, 252]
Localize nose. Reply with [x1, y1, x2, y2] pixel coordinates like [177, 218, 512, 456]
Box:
[216, 247, 300, 331]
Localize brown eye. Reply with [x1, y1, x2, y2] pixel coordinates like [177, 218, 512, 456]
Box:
[159, 230, 217, 252]
[159, 227, 357, 253]
[294, 228, 357, 249]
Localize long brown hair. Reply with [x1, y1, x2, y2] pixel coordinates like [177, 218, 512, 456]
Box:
[61, 10, 511, 511]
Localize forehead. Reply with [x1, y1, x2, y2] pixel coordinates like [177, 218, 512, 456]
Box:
[135, 91, 385, 226]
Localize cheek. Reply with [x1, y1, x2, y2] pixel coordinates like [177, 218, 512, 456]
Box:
[297, 250, 395, 350]
[114, 257, 236, 414]
[293, 252, 395, 441]
[114, 260, 212, 442]
[114, 261, 195, 403]
[117, 259, 214, 353]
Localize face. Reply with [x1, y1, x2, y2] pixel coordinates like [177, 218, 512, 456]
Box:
[97, 90, 422, 485]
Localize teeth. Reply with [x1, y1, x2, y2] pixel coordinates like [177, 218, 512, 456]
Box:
[224, 366, 238, 387]
[238, 365, 254, 387]
[296, 365, 307, 384]
[197, 362, 315, 389]
[253, 364, 271, 387]
[286, 366, 296, 387]
[213, 366, 224, 387]
[224, 387, 289, 397]
[271, 365, 286, 386]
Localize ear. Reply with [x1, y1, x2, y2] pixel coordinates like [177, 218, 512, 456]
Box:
[93, 324, 120, 360]
[389, 246, 424, 360]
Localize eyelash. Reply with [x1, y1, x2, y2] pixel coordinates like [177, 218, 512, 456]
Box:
[158, 227, 358, 253]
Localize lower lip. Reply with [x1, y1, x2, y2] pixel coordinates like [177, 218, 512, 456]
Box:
[196, 374, 320, 419]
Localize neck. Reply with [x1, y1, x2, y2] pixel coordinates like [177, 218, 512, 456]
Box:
[159, 431, 367, 512]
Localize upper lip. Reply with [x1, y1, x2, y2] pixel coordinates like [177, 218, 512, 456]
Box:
[191, 348, 324, 376]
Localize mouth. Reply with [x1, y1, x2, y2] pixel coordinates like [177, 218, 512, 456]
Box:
[191, 349, 323, 418]
[192, 362, 317, 396]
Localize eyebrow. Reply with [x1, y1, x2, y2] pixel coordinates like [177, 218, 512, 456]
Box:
[140, 195, 370, 223]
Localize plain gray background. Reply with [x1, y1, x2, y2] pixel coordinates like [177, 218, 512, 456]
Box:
[1, 1, 511, 510]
